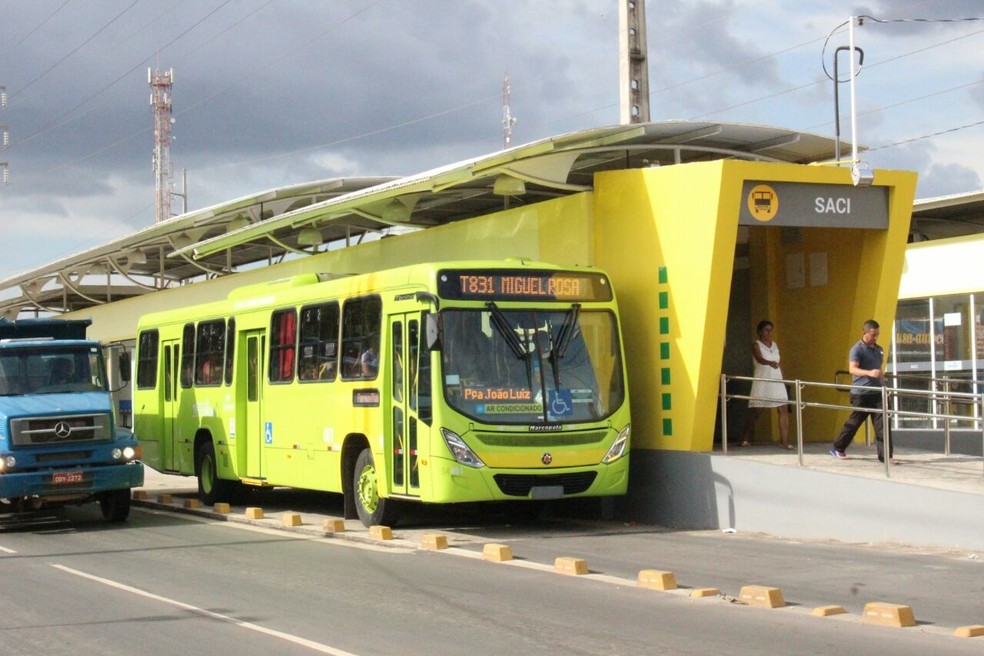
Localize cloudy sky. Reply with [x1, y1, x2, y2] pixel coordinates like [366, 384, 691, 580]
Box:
[1, 0, 983, 279]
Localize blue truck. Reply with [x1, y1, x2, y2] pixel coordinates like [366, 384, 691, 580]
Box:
[0, 318, 143, 521]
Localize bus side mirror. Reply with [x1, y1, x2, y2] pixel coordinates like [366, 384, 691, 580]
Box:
[425, 314, 442, 351]
[118, 351, 132, 383]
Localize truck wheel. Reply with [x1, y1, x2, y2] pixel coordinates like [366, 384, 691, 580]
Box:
[353, 448, 400, 527]
[100, 489, 132, 522]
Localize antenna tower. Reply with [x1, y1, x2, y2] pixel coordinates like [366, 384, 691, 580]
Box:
[619, 0, 650, 123]
[149, 68, 174, 223]
[502, 74, 517, 149]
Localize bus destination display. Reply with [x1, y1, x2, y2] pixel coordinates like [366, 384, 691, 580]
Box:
[438, 269, 612, 302]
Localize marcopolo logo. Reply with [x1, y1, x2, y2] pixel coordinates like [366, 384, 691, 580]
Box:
[747, 184, 779, 222]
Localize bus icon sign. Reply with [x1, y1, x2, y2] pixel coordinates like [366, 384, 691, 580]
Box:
[747, 184, 779, 221]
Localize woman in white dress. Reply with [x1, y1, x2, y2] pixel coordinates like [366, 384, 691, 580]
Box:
[739, 320, 791, 449]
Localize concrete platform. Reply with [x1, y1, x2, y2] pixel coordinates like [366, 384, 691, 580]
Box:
[625, 441, 984, 551]
[133, 440, 984, 552]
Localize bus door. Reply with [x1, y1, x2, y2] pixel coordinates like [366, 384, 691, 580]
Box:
[388, 314, 430, 498]
[161, 339, 181, 471]
[244, 331, 266, 478]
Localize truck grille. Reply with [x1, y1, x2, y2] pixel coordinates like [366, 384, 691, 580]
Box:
[493, 472, 597, 497]
[10, 414, 111, 446]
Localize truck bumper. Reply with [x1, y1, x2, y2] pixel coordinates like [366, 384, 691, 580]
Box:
[0, 461, 144, 499]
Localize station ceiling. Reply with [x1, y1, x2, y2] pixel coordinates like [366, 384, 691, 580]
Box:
[0, 119, 975, 319]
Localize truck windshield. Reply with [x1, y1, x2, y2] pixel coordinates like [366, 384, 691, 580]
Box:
[0, 346, 106, 395]
[440, 308, 625, 424]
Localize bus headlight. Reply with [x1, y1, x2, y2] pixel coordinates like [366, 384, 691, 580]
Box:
[602, 423, 630, 463]
[440, 428, 485, 468]
[0, 455, 15, 472]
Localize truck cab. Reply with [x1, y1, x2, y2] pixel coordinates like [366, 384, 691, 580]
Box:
[0, 318, 143, 521]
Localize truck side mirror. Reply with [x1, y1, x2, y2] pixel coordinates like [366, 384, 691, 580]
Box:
[118, 351, 132, 383]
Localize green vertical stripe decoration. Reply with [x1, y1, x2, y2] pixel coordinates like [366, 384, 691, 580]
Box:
[658, 291, 668, 309]
[662, 418, 672, 436]
[661, 368, 671, 385]
[660, 342, 670, 359]
[658, 266, 668, 284]
[661, 393, 671, 410]
[659, 316, 669, 335]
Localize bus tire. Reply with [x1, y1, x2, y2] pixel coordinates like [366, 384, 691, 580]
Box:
[196, 440, 228, 506]
[99, 489, 132, 522]
[354, 448, 400, 527]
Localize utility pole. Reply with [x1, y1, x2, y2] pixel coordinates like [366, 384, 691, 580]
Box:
[619, 0, 650, 124]
[149, 68, 174, 223]
[1, 86, 8, 185]
[502, 73, 517, 148]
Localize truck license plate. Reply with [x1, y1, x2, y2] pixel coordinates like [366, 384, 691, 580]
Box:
[52, 471, 84, 485]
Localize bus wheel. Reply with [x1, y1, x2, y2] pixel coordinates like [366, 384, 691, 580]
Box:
[196, 441, 223, 506]
[99, 489, 132, 522]
[354, 448, 400, 527]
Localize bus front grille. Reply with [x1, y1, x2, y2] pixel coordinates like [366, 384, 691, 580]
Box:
[493, 472, 597, 497]
[474, 431, 607, 448]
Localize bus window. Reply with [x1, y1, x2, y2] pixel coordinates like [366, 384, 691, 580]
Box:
[341, 296, 381, 380]
[180, 323, 195, 388]
[195, 319, 225, 386]
[136, 329, 159, 390]
[224, 318, 235, 386]
[409, 317, 432, 424]
[269, 308, 297, 383]
[298, 302, 339, 381]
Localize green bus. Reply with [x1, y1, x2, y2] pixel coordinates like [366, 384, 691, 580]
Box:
[133, 260, 630, 525]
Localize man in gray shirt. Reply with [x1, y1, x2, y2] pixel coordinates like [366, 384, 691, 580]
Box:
[831, 319, 894, 462]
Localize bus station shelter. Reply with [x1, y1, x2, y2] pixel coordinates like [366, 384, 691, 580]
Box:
[0, 121, 918, 522]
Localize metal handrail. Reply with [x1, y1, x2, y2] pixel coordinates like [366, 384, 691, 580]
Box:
[721, 372, 984, 478]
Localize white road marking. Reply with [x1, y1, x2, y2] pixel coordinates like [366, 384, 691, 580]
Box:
[50, 564, 360, 655]
[0, 544, 16, 554]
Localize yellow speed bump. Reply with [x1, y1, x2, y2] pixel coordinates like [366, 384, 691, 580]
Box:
[482, 544, 513, 562]
[156, 494, 173, 504]
[369, 525, 393, 540]
[554, 557, 589, 576]
[281, 512, 302, 527]
[863, 602, 916, 628]
[421, 534, 449, 550]
[691, 588, 720, 598]
[812, 605, 847, 617]
[323, 518, 345, 533]
[132, 490, 149, 500]
[955, 625, 984, 638]
[637, 569, 677, 591]
[244, 507, 264, 519]
[212, 502, 231, 514]
[738, 585, 785, 608]
[183, 498, 202, 509]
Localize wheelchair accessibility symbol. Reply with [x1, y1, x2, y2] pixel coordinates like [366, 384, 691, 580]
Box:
[265, 421, 273, 445]
[547, 389, 574, 420]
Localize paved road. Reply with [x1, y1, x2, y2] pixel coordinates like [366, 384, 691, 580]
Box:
[1, 503, 981, 655]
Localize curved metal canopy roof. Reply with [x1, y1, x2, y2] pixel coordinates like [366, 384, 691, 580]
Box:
[0, 120, 854, 319]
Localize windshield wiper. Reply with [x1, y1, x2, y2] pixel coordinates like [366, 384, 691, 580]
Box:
[548, 304, 580, 388]
[487, 302, 535, 391]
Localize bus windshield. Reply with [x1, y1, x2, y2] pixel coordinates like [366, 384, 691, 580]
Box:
[441, 307, 624, 424]
[0, 346, 106, 396]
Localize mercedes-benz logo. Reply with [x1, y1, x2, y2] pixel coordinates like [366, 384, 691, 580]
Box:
[53, 421, 73, 438]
